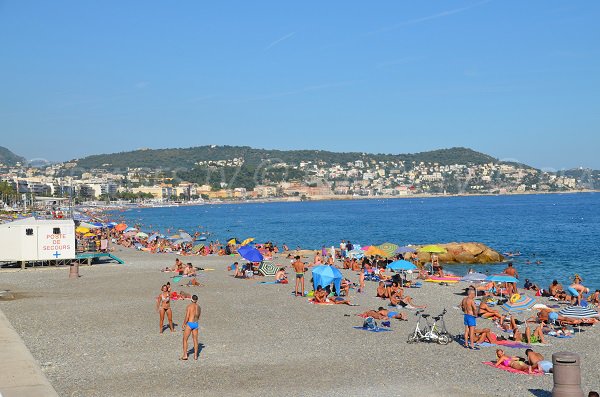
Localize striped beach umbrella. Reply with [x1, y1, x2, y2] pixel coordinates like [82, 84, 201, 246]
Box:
[501, 295, 536, 313]
[258, 261, 278, 276]
[377, 242, 399, 258]
[558, 306, 600, 319]
[192, 244, 205, 254]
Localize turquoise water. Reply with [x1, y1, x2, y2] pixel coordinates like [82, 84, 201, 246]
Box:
[112, 193, 600, 290]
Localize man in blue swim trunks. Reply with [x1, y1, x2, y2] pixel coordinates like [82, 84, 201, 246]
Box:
[181, 295, 201, 361]
[461, 288, 478, 349]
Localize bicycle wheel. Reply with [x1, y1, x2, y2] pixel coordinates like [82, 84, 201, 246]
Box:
[407, 333, 418, 344]
[437, 333, 451, 345]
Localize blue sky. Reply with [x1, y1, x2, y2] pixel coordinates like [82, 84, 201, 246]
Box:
[1, 1, 599, 169]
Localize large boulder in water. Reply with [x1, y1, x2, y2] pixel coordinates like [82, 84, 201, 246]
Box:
[413, 242, 504, 264]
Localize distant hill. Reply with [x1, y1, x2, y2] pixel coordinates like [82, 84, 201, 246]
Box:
[0, 146, 26, 166]
[72, 146, 503, 170]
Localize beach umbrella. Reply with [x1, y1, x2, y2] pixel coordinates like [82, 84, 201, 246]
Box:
[348, 249, 364, 259]
[485, 274, 519, 299]
[387, 260, 417, 287]
[228, 238, 240, 245]
[148, 233, 162, 242]
[91, 222, 103, 228]
[106, 222, 118, 228]
[136, 232, 148, 238]
[395, 246, 416, 254]
[124, 227, 138, 233]
[312, 265, 342, 294]
[192, 244, 205, 254]
[238, 245, 263, 262]
[83, 232, 95, 237]
[418, 245, 447, 254]
[76, 226, 90, 234]
[169, 234, 181, 240]
[377, 242, 399, 257]
[241, 237, 255, 246]
[501, 295, 536, 313]
[365, 246, 387, 257]
[386, 260, 417, 272]
[115, 223, 127, 232]
[360, 245, 371, 251]
[558, 306, 600, 319]
[485, 274, 519, 283]
[179, 231, 192, 240]
[558, 306, 599, 333]
[258, 261, 278, 276]
[461, 272, 488, 282]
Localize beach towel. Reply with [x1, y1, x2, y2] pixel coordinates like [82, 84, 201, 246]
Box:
[457, 338, 529, 349]
[495, 340, 531, 349]
[258, 281, 281, 285]
[482, 362, 544, 376]
[353, 326, 392, 333]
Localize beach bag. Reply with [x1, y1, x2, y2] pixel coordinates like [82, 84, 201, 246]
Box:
[363, 317, 378, 330]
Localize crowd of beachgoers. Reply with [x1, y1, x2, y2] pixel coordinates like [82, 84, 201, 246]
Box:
[73, 212, 600, 383]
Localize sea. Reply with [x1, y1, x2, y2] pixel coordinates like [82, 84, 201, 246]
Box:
[111, 192, 600, 290]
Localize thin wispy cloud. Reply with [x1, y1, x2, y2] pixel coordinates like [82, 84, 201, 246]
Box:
[369, 0, 490, 35]
[264, 32, 296, 51]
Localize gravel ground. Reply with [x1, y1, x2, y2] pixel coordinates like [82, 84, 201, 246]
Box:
[1, 248, 598, 397]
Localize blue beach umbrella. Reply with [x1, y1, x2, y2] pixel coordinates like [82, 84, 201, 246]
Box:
[237, 245, 264, 262]
[386, 260, 417, 272]
[312, 265, 342, 295]
[395, 246, 417, 254]
[485, 274, 519, 283]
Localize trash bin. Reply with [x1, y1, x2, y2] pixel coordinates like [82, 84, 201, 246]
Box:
[552, 351, 584, 397]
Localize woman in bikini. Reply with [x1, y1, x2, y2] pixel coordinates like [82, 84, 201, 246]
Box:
[495, 349, 532, 373]
[156, 284, 174, 333]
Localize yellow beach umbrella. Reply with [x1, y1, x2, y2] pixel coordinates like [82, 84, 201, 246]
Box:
[83, 232, 95, 237]
[418, 245, 447, 254]
[241, 237, 255, 246]
[76, 226, 90, 233]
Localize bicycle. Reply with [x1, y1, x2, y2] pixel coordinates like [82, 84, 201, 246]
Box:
[407, 309, 451, 345]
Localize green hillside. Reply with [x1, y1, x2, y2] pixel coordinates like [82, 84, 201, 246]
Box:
[0, 146, 26, 166]
[72, 146, 500, 170]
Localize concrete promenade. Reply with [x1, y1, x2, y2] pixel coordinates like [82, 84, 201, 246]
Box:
[0, 308, 58, 397]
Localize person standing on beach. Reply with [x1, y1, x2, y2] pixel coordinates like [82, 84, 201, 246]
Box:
[461, 288, 478, 349]
[292, 256, 305, 297]
[156, 285, 174, 333]
[503, 263, 518, 295]
[181, 295, 201, 361]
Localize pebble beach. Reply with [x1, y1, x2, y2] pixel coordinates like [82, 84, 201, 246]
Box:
[1, 247, 599, 397]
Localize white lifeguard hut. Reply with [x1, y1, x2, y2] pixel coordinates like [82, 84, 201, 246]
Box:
[0, 217, 76, 268]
